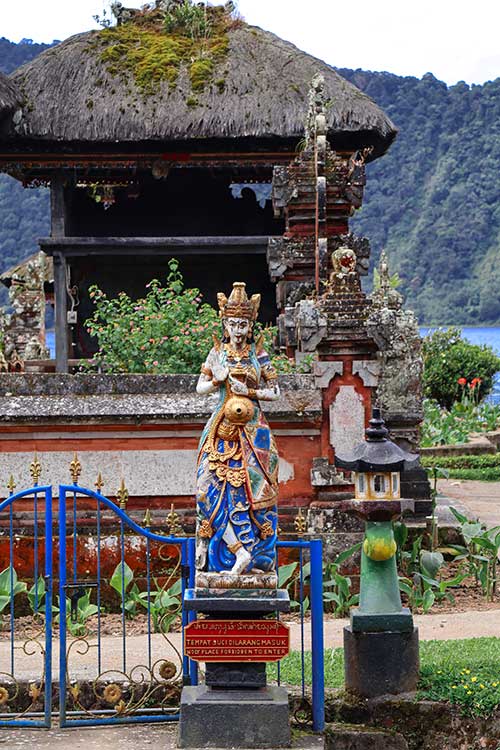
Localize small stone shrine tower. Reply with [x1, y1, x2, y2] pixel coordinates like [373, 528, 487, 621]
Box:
[269, 76, 430, 513]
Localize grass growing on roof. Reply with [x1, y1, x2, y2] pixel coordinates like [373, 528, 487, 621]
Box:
[97, 2, 233, 94]
[269, 638, 500, 717]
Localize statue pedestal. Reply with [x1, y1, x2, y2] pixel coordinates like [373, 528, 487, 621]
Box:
[178, 588, 291, 749]
[344, 619, 419, 698]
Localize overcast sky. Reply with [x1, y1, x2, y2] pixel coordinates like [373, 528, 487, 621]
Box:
[1, 0, 499, 86]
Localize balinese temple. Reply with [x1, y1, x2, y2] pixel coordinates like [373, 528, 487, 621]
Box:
[0, 4, 430, 559]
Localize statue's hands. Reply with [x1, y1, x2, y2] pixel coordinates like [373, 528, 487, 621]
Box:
[229, 375, 249, 396]
[212, 362, 229, 383]
[208, 350, 229, 384]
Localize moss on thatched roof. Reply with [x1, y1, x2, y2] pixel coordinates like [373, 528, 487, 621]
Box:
[7, 8, 396, 157]
[0, 72, 22, 121]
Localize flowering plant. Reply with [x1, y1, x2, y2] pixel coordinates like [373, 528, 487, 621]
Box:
[85, 260, 312, 375]
[422, 327, 500, 408]
[85, 259, 220, 373]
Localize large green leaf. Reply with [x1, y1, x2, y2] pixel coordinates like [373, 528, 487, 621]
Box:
[449, 506, 468, 525]
[334, 542, 362, 566]
[110, 561, 134, 594]
[461, 522, 484, 544]
[420, 550, 444, 579]
[278, 562, 297, 588]
[422, 588, 435, 613]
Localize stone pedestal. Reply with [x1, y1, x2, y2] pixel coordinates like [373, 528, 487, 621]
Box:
[179, 685, 291, 748]
[344, 625, 419, 698]
[178, 588, 291, 748]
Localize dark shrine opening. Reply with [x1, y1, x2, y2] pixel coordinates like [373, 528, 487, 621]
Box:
[67, 169, 281, 238]
[71, 251, 278, 359]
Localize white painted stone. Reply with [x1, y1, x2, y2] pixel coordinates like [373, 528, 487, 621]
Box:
[278, 457, 294, 484]
[0, 449, 295, 497]
[353, 359, 381, 387]
[0, 450, 198, 497]
[329, 386, 365, 454]
[314, 361, 343, 389]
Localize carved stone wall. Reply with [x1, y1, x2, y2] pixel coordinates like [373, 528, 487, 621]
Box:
[1, 252, 50, 364]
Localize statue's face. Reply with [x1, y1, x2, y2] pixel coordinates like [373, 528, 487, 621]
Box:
[224, 317, 250, 346]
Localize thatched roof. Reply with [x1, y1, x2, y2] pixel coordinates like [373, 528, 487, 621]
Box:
[8, 20, 396, 157]
[0, 72, 22, 121]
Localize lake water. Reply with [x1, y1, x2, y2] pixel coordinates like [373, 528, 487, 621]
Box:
[45, 326, 500, 401]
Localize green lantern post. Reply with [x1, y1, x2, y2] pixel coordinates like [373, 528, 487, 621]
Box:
[335, 409, 420, 697]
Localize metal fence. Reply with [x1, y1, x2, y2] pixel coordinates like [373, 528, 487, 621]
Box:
[0, 476, 325, 731]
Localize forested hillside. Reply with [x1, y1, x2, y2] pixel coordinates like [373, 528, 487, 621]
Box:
[0, 38, 499, 324]
[0, 38, 51, 279]
[341, 69, 500, 324]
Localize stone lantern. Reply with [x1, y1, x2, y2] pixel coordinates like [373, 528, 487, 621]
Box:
[335, 408, 420, 697]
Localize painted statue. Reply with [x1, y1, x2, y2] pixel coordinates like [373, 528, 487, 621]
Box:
[195, 282, 280, 581]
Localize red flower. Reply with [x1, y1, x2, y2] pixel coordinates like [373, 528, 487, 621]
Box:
[471, 377, 482, 386]
[457, 377, 467, 386]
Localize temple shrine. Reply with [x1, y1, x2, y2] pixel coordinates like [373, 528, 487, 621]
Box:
[0, 3, 430, 551]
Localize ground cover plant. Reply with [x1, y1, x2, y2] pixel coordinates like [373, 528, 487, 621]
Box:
[270, 638, 500, 718]
[421, 395, 500, 447]
[421, 452, 500, 480]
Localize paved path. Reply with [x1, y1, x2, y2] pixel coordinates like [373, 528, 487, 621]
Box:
[1, 609, 498, 682]
[0, 719, 324, 750]
[439, 478, 500, 528]
[0, 723, 179, 749]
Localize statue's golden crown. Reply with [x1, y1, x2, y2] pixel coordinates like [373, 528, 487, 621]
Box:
[217, 282, 261, 321]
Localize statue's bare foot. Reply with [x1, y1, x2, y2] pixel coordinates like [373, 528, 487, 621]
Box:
[230, 548, 251, 575]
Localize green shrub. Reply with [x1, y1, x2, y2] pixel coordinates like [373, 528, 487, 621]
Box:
[85, 259, 312, 375]
[85, 258, 220, 373]
[422, 327, 500, 408]
[421, 454, 500, 469]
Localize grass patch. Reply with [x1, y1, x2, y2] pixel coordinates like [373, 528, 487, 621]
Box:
[418, 637, 500, 717]
[270, 638, 500, 717]
[268, 648, 344, 689]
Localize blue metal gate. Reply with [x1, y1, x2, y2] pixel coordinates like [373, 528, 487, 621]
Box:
[0, 477, 53, 727]
[0, 473, 324, 731]
[58, 481, 196, 727]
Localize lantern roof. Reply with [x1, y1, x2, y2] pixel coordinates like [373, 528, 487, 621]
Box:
[335, 408, 418, 473]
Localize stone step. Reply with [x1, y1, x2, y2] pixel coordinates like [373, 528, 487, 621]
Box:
[325, 723, 408, 750]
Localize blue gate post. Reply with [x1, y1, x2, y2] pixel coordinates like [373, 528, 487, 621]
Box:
[58, 486, 68, 727]
[44, 485, 53, 727]
[309, 539, 325, 731]
[187, 536, 198, 687]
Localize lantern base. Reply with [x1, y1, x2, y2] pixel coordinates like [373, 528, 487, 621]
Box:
[351, 608, 414, 633]
[344, 625, 419, 698]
